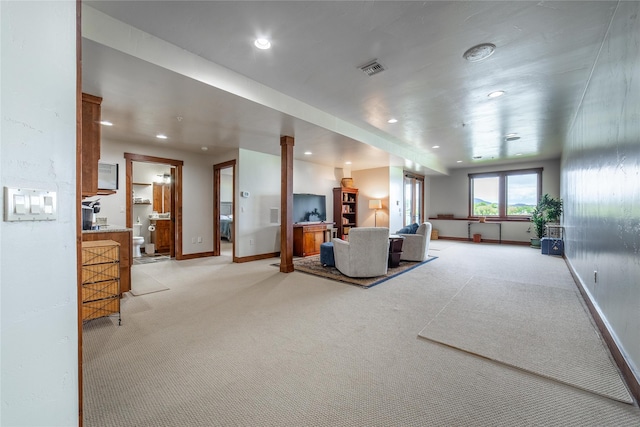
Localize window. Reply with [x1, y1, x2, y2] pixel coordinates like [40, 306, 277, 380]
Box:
[469, 168, 541, 218]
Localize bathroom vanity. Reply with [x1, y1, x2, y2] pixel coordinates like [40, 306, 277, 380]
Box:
[150, 218, 171, 254]
[82, 227, 132, 294]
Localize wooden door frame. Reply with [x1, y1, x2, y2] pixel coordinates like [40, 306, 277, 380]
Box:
[124, 153, 184, 259]
[213, 160, 236, 258]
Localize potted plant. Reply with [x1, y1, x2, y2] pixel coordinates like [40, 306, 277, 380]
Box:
[530, 194, 563, 248]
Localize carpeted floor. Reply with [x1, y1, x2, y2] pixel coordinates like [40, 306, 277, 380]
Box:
[82, 241, 640, 426]
[418, 276, 632, 403]
[129, 265, 170, 295]
[281, 254, 437, 288]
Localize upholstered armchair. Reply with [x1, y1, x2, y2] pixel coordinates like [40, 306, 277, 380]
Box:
[398, 222, 432, 262]
[333, 227, 390, 278]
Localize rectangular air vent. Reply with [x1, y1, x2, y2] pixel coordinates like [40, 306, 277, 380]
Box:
[359, 60, 385, 77]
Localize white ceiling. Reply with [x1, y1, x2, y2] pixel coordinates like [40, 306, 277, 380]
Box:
[82, 1, 616, 175]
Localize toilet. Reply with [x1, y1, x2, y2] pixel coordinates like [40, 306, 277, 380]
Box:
[132, 223, 144, 258]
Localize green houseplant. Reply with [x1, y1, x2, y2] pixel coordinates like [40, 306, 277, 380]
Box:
[530, 194, 563, 248]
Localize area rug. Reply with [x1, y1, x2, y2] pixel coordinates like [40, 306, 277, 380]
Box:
[133, 255, 171, 265]
[130, 268, 170, 296]
[418, 277, 633, 404]
[283, 255, 437, 288]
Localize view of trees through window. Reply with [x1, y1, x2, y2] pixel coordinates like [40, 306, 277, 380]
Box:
[470, 170, 540, 217]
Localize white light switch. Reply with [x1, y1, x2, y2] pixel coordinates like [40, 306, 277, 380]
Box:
[14, 195, 26, 214]
[30, 195, 41, 214]
[4, 187, 57, 221]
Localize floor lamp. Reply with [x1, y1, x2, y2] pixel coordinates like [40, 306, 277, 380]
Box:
[369, 199, 382, 227]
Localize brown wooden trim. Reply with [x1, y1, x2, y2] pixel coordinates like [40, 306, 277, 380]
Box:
[124, 152, 184, 166]
[565, 259, 640, 404]
[76, 1, 83, 424]
[180, 251, 216, 260]
[280, 136, 295, 272]
[234, 252, 280, 263]
[428, 217, 531, 222]
[124, 153, 183, 260]
[213, 160, 236, 258]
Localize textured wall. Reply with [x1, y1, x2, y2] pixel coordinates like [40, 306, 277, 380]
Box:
[1, 1, 79, 424]
[562, 1, 640, 379]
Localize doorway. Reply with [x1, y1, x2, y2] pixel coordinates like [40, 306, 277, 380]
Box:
[213, 160, 236, 259]
[125, 153, 184, 259]
[404, 172, 425, 226]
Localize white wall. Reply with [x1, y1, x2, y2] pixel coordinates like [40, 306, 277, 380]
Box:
[1, 2, 78, 425]
[352, 168, 390, 228]
[389, 166, 405, 233]
[237, 149, 281, 257]
[428, 159, 561, 242]
[561, 1, 640, 384]
[98, 140, 219, 255]
[220, 172, 233, 202]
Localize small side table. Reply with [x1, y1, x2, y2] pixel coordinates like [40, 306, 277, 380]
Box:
[388, 235, 405, 268]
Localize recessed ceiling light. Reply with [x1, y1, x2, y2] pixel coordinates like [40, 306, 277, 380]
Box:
[304, 151, 312, 155]
[201, 146, 208, 151]
[456, 160, 463, 163]
[387, 118, 398, 124]
[156, 134, 168, 140]
[516, 153, 523, 156]
[432, 145, 440, 149]
[345, 161, 352, 165]
[505, 133, 520, 142]
[254, 38, 271, 50]
[463, 43, 496, 62]
[100, 120, 113, 126]
[488, 90, 505, 98]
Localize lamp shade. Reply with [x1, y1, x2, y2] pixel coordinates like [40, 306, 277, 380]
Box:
[369, 199, 382, 209]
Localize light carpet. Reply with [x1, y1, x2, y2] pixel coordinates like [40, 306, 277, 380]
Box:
[418, 276, 633, 404]
[130, 266, 170, 296]
[285, 254, 437, 288]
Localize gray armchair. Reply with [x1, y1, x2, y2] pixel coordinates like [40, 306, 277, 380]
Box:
[398, 222, 432, 262]
[333, 227, 390, 278]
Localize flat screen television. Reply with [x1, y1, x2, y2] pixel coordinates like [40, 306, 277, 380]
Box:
[293, 193, 327, 223]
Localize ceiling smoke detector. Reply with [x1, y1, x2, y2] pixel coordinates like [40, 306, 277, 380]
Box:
[359, 59, 385, 77]
[463, 43, 496, 62]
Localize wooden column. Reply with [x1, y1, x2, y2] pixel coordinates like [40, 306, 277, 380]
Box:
[280, 136, 295, 273]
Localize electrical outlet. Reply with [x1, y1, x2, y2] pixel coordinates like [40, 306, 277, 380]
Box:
[191, 237, 196, 244]
[249, 239, 254, 246]
[197, 236, 202, 243]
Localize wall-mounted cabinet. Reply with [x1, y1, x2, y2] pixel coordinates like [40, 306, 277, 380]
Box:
[81, 93, 102, 198]
[333, 187, 358, 239]
[153, 182, 171, 213]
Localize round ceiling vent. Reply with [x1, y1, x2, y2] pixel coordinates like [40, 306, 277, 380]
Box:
[463, 43, 496, 62]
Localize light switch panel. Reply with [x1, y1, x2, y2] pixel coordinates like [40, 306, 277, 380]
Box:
[4, 187, 57, 221]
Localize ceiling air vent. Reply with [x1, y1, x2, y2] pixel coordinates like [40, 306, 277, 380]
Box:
[359, 60, 385, 77]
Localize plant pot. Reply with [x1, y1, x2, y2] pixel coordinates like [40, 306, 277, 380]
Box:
[530, 238, 541, 248]
[473, 233, 482, 243]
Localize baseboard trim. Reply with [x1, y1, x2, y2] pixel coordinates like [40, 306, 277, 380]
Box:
[180, 251, 215, 260]
[234, 252, 280, 263]
[565, 257, 640, 404]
